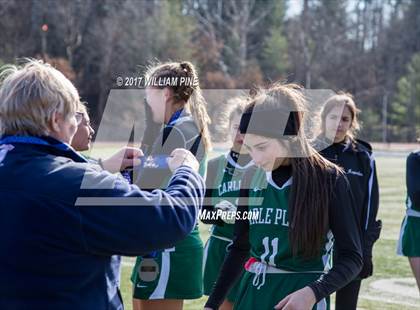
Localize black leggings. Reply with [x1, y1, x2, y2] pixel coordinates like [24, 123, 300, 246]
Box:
[335, 279, 362, 310]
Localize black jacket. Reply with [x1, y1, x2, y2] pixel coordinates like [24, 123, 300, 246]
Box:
[317, 137, 381, 278]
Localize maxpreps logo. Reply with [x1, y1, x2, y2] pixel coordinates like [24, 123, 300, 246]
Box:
[198, 209, 260, 222]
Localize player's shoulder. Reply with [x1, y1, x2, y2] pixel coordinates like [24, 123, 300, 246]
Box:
[407, 150, 420, 163]
[354, 139, 373, 154]
[207, 154, 226, 169]
[322, 163, 343, 180]
[169, 115, 200, 138]
[312, 135, 331, 152]
[162, 125, 187, 144]
[244, 164, 259, 175]
[406, 151, 420, 188]
[242, 165, 264, 185]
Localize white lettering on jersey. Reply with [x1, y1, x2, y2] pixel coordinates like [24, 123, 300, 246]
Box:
[265, 208, 273, 224]
[250, 208, 289, 227]
[218, 180, 241, 196]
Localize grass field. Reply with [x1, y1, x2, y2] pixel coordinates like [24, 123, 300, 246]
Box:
[89, 145, 420, 309]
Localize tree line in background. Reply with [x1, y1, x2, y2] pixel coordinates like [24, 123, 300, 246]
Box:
[0, 0, 419, 142]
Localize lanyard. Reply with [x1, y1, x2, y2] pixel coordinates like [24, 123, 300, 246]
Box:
[167, 109, 183, 126]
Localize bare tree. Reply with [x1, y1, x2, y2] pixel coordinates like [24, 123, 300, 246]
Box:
[185, 0, 275, 76]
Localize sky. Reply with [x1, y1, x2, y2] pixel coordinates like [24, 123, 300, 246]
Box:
[286, 0, 303, 18]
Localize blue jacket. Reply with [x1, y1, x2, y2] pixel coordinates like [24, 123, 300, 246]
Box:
[0, 136, 204, 309]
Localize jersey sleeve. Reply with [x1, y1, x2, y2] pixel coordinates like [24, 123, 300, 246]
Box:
[308, 173, 363, 302]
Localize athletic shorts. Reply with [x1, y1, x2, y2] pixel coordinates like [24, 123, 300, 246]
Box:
[398, 215, 420, 257]
[203, 236, 243, 303]
[131, 246, 204, 300]
[234, 271, 329, 310]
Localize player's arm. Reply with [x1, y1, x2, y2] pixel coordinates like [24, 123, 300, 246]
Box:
[364, 155, 380, 230]
[76, 153, 204, 257]
[407, 152, 420, 207]
[201, 158, 225, 225]
[205, 187, 251, 309]
[308, 173, 363, 302]
[360, 153, 381, 278]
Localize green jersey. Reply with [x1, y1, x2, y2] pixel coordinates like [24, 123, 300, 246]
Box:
[175, 154, 207, 250]
[208, 153, 254, 239]
[247, 168, 334, 272]
[131, 112, 207, 299]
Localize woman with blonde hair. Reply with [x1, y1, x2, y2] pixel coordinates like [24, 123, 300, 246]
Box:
[316, 93, 381, 310]
[130, 61, 211, 310]
[0, 59, 205, 310]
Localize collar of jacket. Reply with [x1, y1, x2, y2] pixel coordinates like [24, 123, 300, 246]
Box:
[0, 135, 88, 163]
[316, 135, 357, 153]
[340, 137, 373, 154]
[340, 136, 354, 152]
[167, 108, 183, 125]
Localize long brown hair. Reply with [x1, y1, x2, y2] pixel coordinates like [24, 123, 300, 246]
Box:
[145, 61, 211, 151]
[243, 83, 342, 258]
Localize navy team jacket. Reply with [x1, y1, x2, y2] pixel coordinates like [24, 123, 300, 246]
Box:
[0, 136, 204, 309]
[316, 137, 381, 270]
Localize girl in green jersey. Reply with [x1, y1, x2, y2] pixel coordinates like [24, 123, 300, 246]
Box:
[205, 84, 363, 310]
[131, 61, 211, 310]
[202, 96, 253, 310]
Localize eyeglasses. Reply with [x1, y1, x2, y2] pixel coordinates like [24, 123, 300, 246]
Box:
[75, 112, 84, 125]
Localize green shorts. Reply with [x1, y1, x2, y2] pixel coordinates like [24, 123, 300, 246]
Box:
[131, 246, 203, 300]
[234, 270, 329, 310]
[398, 215, 420, 257]
[203, 236, 243, 303]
